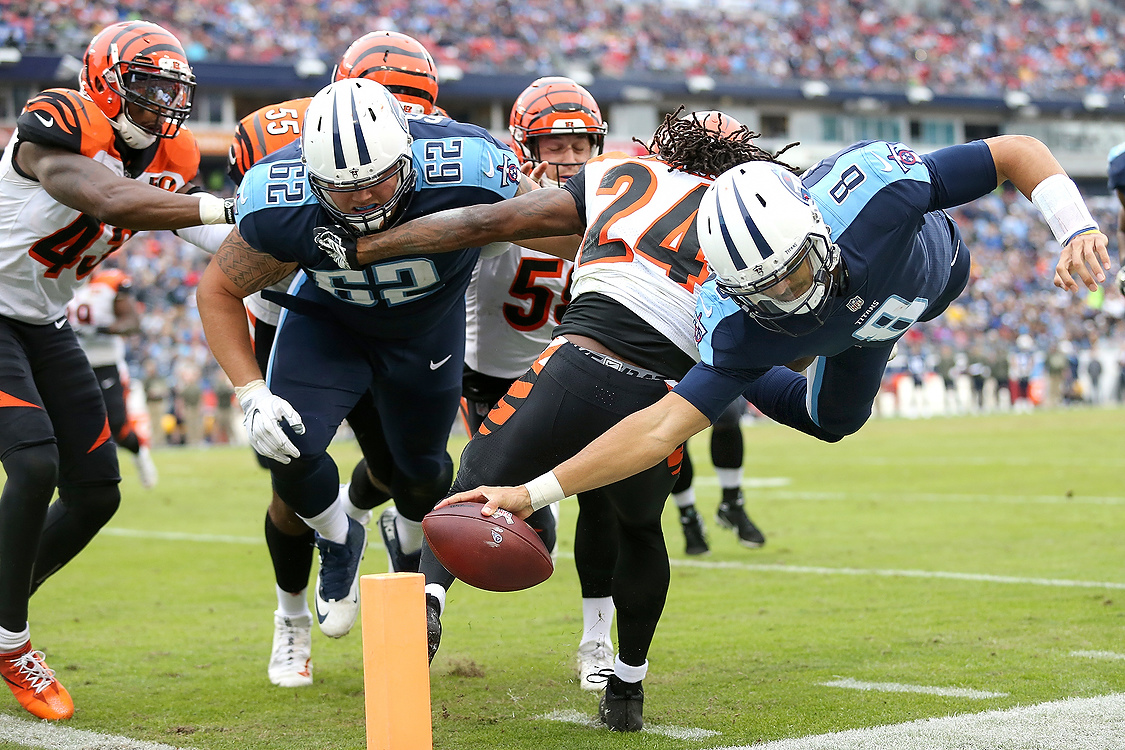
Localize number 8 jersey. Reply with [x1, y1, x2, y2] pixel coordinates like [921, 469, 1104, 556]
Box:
[0, 88, 200, 324]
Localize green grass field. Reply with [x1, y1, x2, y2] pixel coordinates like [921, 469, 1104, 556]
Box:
[2, 408, 1123, 749]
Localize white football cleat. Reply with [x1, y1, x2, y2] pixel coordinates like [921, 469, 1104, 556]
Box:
[576, 639, 614, 691]
[268, 611, 313, 687]
[133, 446, 158, 489]
[313, 517, 367, 638]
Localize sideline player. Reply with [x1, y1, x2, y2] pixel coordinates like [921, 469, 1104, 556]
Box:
[226, 31, 446, 689]
[316, 109, 788, 731]
[65, 267, 158, 488]
[0, 20, 233, 720]
[196, 79, 528, 654]
[1107, 140, 1125, 294]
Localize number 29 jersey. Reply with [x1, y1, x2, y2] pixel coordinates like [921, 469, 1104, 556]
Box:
[236, 114, 521, 338]
[0, 88, 200, 325]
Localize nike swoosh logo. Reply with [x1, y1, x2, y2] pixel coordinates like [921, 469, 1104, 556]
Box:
[101, 379, 115, 390]
[34, 113, 54, 128]
[429, 354, 452, 370]
[482, 150, 495, 178]
[314, 595, 329, 624]
[54, 318, 66, 329]
[701, 301, 714, 317]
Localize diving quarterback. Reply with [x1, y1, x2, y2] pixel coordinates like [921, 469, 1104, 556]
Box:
[0, 20, 234, 720]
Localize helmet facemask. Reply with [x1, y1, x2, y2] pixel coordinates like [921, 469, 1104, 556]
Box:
[308, 153, 415, 235]
[107, 55, 194, 148]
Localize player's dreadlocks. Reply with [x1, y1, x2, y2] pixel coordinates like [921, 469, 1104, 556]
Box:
[637, 106, 800, 178]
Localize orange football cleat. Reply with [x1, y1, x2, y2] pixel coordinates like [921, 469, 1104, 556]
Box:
[0, 642, 74, 720]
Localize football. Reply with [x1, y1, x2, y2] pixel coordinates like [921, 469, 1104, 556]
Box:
[422, 502, 554, 592]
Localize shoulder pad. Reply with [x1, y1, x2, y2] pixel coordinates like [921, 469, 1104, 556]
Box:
[18, 89, 112, 156]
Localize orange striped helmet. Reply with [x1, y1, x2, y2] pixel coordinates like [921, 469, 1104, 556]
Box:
[508, 76, 606, 168]
[80, 21, 195, 145]
[333, 31, 439, 115]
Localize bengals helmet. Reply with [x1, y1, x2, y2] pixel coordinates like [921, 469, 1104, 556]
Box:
[80, 21, 195, 149]
[333, 31, 439, 115]
[509, 77, 606, 177]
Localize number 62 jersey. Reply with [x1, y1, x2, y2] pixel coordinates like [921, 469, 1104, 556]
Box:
[235, 114, 521, 337]
[0, 88, 200, 324]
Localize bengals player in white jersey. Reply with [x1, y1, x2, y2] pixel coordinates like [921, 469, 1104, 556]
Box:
[321, 108, 788, 732]
[65, 267, 158, 489]
[0, 20, 234, 720]
[226, 31, 449, 690]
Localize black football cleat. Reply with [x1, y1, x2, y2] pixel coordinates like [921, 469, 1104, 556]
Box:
[679, 505, 709, 556]
[716, 491, 765, 548]
[425, 593, 442, 664]
[597, 672, 644, 732]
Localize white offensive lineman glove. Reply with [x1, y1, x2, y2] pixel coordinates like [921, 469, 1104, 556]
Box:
[235, 380, 305, 464]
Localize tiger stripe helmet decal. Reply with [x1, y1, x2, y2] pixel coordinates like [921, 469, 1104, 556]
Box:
[509, 76, 607, 167]
[333, 31, 439, 115]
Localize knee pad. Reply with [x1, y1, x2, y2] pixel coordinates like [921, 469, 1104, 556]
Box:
[2, 442, 59, 500]
[349, 458, 393, 511]
[57, 481, 121, 529]
[391, 459, 453, 523]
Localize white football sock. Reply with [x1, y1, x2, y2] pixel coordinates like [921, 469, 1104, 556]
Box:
[300, 501, 349, 544]
[275, 585, 310, 617]
[0, 624, 29, 652]
[715, 467, 742, 492]
[614, 655, 648, 683]
[424, 583, 446, 615]
[580, 596, 615, 646]
[672, 486, 696, 509]
[395, 514, 424, 555]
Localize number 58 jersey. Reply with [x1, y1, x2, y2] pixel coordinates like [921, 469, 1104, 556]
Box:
[0, 88, 200, 324]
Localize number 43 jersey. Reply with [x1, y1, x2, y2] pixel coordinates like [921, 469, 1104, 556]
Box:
[236, 115, 521, 338]
[0, 88, 200, 325]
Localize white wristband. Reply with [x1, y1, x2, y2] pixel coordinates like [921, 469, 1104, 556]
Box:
[1030, 174, 1099, 246]
[198, 194, 232, 225]
[525, 471, 566, 512]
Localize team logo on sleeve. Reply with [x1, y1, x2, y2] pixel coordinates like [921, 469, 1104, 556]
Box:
[694, 311, 706, 344]
[883, 143, 920, 174]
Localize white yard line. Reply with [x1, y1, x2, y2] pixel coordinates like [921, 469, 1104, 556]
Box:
[709, 692, 1125, 750]
[1071, 650, 1125, 661]
[760, 490, 1125, 506]
[101, 527, 1125, 591]
[822, 677, 1007, 699]
[0, 715, 194, 750]
[537, 709, 720, 740]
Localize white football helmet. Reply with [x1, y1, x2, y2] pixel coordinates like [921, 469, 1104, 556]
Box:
[302, 78, 416, 235]
[697, 161, 841, 334]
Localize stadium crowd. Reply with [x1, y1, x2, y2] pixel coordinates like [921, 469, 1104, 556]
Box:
[5, 0, 1125, 98]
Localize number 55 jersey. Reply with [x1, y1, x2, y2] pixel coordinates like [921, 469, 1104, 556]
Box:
[0, 88, 200, 324]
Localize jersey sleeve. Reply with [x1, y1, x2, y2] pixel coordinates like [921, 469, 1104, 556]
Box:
[17, 89, 114, 156]
[919, 140, 996, 210]
[1108, 142, 1125, 192]
[562, 167, 588, 231]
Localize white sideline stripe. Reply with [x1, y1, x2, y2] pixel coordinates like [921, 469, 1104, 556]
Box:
[0, 715, 194, 750]
[822, 678, 1007, 699]
[691, 476, 791, 488]
[761, 490, 1125, 506]
[100, 528, 1125, 591]
[669, 557, 1125, 590]
[710, 692, 1125, 750]
[537, 709, 720, 740]
[1071, 650, 1125, 661]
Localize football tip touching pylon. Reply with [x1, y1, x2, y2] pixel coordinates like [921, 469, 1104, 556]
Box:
[361, 573, 433, 750]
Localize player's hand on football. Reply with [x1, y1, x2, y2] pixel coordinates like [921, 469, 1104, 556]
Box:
[235, 380, 305, 464]
[313, 225, 359, 270]
[1054, 230, 1109, 292]
[438, 486, 534, 519]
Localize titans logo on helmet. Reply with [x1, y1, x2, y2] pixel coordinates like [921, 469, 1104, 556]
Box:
[774, 166, 813, 205]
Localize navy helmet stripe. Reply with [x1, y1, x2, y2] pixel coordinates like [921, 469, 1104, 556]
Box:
[350, 92, 371, 165]
[331, 89, 346, 169]
[732, 183, 774, 260]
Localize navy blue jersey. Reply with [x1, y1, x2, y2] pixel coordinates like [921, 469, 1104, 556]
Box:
[677, 139, 997, 420]
[235, 114, 521, 336]
[1108, 141, 1125, 192]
